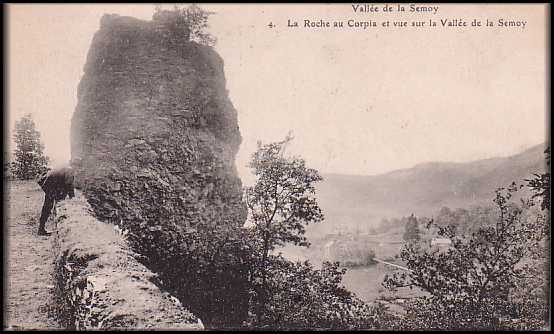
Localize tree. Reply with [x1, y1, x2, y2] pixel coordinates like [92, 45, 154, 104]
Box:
[402, 214, 421, 242]
[523, 145, 550, 328]
[245, 257, 387, 330]
[241, 135, 398, 329]
[434, 206, 490, 236]
[527, 146, 550, 211]
[153, 4, 216, 46]
[244, 134, 324, 323]
[384, 183, 548, 330]
[11, 114, 49, 180]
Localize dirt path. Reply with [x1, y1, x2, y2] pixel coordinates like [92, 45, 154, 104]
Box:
[4, 180, 60, 330]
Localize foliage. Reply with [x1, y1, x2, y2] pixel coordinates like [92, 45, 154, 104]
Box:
[153, 4, 216, 46]
[245, 134, 324, 251]
[127, 213, 250, 329]
[245, 256, 387, 330]
[243, 134, 324, 323]
[4, 160, 13, 179]
[324, 238, 377, 267]
[343, 248, 376, 267]
[519, 145, 550, 329]
[54, 253, 108, 330]
[433, 206, 499, 236]
[377, 214, 430, 236]
[11, 114, 49, 180]
[383, 183, 548, 330]
[526, 146, 550, 211]
[402, 214, 421, 242]
[242, 135, 393, 329]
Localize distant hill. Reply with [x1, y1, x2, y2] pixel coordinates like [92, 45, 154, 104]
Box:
[310, 144, 547, 236]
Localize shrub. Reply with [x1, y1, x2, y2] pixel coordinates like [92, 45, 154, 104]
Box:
[152, 4, 216, 46]
[246, 256, 387, 330]
[384, 184, 548, 330]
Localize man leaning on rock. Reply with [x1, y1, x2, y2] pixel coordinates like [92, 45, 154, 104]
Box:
[36, 165, 75, 236]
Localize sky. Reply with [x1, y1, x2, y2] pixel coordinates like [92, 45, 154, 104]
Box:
[6, 4, 548, 184]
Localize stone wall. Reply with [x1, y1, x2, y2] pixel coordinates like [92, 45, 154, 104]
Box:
[52, 193, 203, 330]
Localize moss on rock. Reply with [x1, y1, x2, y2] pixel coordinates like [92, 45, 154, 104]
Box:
[52, 193, 203, 330]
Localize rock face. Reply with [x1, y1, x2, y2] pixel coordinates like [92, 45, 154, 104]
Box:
[70, 13, 248, 327]
[71, 13, 245, 227]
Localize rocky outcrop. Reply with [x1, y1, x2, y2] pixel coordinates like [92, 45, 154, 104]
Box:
[69, 13, 248, 327]
[70, 13, 245, 229]
[52, 193, 203, 330]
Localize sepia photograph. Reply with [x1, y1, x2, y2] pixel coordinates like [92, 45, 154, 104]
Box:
[3, 3, 550, 330]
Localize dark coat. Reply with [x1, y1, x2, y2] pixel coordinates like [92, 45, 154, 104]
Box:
[38, 167, 75, 200]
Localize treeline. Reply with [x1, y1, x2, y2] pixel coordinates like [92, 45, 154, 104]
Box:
[377, 204, 525, 240]
[322, 238, 377, 267]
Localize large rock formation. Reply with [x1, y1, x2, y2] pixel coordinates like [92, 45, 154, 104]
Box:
[70, 13, 248, 327]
